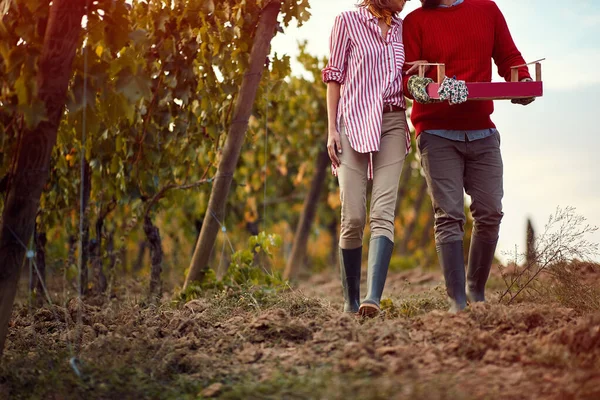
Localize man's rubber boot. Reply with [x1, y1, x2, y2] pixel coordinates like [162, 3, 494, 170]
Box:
[466, 236, 497, 303]
[436, 240, 467, 313]
[339, 247, 362, 313]
[359, 236, 394, 318]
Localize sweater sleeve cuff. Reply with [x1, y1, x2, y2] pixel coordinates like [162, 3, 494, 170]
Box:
[506, 66, 531, 82]
[517, 66, 532, 82]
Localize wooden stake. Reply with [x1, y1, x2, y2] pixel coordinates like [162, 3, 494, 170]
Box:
[437, 64, 445, 84]
[511, 68, 519, 82]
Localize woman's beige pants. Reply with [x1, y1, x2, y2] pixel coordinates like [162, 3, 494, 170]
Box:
[338, 112, 408, 249]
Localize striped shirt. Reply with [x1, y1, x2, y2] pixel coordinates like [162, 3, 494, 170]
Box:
[322, 7, 409, 178]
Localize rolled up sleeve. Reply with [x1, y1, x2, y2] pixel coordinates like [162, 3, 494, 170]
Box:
[322, 14, 350, 84]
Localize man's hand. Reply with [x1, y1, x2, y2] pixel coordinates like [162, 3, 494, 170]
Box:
[405, 60, 431, 75]
[511, 77, 536, 105]
[327, 128, 342, 167]
[408, 75, 436, 104]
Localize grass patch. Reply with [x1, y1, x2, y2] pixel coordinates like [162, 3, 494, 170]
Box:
[220, 369, 476, 400]
[0, 350, 204, 400]
[380, 286, 447, 318]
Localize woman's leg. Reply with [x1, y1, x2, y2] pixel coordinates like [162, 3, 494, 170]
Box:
[337, 126, 369, 313]
[360, 112, 408, 316]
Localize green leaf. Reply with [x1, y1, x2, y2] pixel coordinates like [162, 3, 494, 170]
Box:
[115, 67, 152, 103]
[14, 73, 30, 105]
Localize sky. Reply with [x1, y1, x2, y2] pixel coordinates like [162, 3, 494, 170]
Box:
[270, 0, 600, 263]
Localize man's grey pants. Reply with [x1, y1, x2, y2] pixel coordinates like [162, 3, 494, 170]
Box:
[417, 132, 504, 244]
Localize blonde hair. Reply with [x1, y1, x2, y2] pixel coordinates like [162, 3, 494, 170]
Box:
[356, 0, 397, 13]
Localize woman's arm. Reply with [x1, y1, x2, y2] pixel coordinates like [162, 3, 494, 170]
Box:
[322, 13, 350, 166]
[326, 81, 342, 167]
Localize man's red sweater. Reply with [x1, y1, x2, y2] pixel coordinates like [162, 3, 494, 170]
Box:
[402, 0, 531, 135]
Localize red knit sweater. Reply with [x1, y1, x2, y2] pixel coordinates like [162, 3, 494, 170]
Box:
[402, 0, 531, 135]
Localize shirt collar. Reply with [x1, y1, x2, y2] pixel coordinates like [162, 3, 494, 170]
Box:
[439, 0, 464, 8]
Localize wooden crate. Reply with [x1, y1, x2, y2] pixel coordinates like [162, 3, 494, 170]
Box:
[417, 59, 544, 101]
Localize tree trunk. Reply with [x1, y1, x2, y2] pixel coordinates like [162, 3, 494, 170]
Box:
[328, 217, 339, 269]
[105, 229, 116, 296]
[418, 207, 435, 267]
[79, 160, 91, 295]
[91, 202, 114, 294]
[66, 234, 77, 275]
[526, 218, 536, 267]
[31, 229, 47, 307]
[418, 209, 435, 249]
[0, 0, 85, 356]
[398, 179, 428, 254]
[283, 147, 329, 279]
[144, 215, 163, 300]
[133, 239, 147, 272]
[184, 1, 281, 289]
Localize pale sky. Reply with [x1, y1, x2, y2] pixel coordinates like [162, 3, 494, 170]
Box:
[271, 0, 600, 263]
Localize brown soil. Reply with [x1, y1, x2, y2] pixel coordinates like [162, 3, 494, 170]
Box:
[1, 266, 600, 399]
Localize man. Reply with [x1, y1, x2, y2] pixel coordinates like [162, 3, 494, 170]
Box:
[402, 0, 534, 312]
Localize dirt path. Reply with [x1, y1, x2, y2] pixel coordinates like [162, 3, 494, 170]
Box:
[1, 267, 600, 399]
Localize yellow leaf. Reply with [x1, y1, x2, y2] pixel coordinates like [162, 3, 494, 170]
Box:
[95, 45, 104, 57]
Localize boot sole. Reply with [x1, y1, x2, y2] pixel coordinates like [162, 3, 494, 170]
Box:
[358, 303, 380, 318]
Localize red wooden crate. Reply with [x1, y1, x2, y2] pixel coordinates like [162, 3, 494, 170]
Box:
[427, 81, 543, 100]
[416, 59, 544, 101]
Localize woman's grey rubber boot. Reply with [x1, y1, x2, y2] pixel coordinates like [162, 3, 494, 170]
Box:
[359, 236, 394, 317]
[466, 236, 497, 303]
[436, 240, 467, 313]
[339, 247, 362, 313]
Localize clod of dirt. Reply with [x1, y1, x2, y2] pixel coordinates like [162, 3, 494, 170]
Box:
[184, 299, 210, 314]
[236, 344, 263, 364]
[247, 309, 312, 344]
[539, 315, 600, 368]
[67, 298, 100, 325]
[376, 345, 408, 357]
[93, 323, 108, 335]
[200, 382, 223, 398]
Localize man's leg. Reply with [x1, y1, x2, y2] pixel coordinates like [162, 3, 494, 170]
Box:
[464, 132, 504, 302]
[418, 133, 467, 312]
[360, 112, 407, 317]
[337, 126, 369, 313]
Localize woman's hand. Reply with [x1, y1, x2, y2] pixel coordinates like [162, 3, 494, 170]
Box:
[327, 128, 342, 167]
[405, 60, 431, 75]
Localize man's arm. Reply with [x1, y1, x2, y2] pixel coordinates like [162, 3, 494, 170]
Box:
[491, 2, 531, 82]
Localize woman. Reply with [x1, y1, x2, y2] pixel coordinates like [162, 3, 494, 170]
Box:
[322, 0, 411, 317]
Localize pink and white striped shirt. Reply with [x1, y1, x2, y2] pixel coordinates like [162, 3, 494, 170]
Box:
[322, 7, 410, 178]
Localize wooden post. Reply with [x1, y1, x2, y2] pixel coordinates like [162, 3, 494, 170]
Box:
[535, 62, 542, 82]
[184, 1, 282, 288]
[511, 67, 519, 82]
[417, 63, 446, 84]
[437, 64, 445, 84]
[284, 147, 330, 280]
